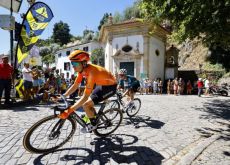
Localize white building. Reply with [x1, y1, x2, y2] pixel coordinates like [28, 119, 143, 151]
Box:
[99, 18, 171, 81]
[55, 41, 102, 78]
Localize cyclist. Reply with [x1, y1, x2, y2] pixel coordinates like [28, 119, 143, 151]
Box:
[117, 69, 140, 108]
[58, 50, 117, 132]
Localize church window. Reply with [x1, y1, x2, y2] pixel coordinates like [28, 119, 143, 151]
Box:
[66, 51, 70, 55]
[168, 56, 175, 64]
[122, 45, 132, 52]
[155, 49, 160, 56]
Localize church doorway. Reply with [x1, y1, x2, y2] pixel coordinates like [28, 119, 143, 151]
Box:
[120, 62, 134, 76]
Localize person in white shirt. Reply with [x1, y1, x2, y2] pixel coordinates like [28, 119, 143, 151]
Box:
[22, 63, 33, 100]
[204, 78, 210, 95]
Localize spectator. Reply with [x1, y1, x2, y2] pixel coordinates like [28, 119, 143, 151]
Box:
[147, 78, 153, 94]
[178, 78, 183, 95]
[31, 67, 39, 95]
[197, 78, 204, 97]
[153, 79, 158, 94]
[158, 80, 163, 94]
[186, 80, 192, 95]
[55, 70, 61, 94]
[167, 79, 171, 94]
[143, 78, 149, 94]
[204, 77, 210, 95]
[22, 63, 34, 100]
[173, 77, 179, 95]
[0, 55, 13, 105]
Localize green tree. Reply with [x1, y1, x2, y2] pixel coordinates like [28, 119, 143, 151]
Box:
[98, 13, 109, 31]
[123, 2, 142, 20]
[81, 29, 94, 43]
[52, 21, 71, 46]
[113, 11, 124, 23]
[139, 0, 230, 49]
[91, 48, 104, 66]
[40, 44, 59, 65]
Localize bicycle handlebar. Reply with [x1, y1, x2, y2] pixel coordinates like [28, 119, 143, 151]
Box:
[60, 95, 69, 109]
[51, 95, 69, 116]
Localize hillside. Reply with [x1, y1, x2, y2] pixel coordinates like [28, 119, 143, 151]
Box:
[176, 39, 209, 70]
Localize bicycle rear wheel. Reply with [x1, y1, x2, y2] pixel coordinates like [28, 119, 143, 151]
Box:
[94, 108, 123, 137]
[23, 115, 76, 154]
[106, 100, 120, 109]
[126, 98, 141, 117]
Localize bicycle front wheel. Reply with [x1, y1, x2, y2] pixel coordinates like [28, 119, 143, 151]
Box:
[23, 115, 76, 154]
[94, 108, 123, 137]
[126, 98, 141, 117]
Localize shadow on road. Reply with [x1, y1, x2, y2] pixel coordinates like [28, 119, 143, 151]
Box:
[122, 115, 165, 129]
[196, 99, 230, 120]
[34, 134, 164, 165]
[194, 99, 230, 157]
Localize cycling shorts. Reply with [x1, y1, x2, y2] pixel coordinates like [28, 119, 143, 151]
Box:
[130, 81, 140, 92]
[90, 84, 117, 104]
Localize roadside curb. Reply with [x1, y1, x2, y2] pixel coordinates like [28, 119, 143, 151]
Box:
[163, 134, 220, 165]
[176, 134, 220, 165]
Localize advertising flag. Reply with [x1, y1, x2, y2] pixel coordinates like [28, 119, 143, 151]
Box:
[16, 2, 53, 64]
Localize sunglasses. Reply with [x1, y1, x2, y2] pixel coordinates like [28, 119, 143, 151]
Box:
[71, 62, 81, 67]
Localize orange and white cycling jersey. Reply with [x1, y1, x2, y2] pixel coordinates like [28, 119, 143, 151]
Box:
[74, 64, 117, 95]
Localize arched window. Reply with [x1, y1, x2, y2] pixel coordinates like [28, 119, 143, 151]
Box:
[168, 56, 175, 64]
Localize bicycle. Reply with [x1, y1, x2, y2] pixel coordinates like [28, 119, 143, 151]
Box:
[23, 95, 123, 154]
[106, 91, 141, 117]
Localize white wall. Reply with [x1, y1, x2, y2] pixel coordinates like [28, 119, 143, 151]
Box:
[112, 35, 144, 55]
[104, 41, 110, 70]
[55, 42, 102, 78]
[149, 37, 165, 80]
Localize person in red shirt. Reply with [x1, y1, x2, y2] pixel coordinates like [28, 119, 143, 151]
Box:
[197, 78, 204, 97]
[0, 55, 13, 105]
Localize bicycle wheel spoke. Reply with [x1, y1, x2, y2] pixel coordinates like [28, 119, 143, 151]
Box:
[126, 98, 141, 117]
[94, 108, 122, 137]
[23, 115, 76, 153]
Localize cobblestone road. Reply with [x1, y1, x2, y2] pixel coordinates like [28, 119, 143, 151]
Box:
[0, 94, 229, 165]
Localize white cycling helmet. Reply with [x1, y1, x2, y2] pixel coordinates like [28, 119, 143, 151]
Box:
[119, 68, 127, 75]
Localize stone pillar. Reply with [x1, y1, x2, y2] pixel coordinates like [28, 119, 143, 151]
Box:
[143, 34, 150, 76]
[108, 35, 113, 72]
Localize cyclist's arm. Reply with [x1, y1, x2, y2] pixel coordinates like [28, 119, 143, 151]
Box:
[122, 89, 130, 97]
[63, 82, 79, 97]
[70, 92, 90, 110]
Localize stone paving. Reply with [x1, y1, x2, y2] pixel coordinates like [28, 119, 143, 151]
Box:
[0, 94, 229, 165]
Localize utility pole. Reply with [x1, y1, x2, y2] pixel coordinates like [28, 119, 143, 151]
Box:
[10, 0, 13, 66]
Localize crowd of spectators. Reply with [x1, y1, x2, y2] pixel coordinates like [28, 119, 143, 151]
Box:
[0, 55, 219, 106]
[137, 77, 212, 97]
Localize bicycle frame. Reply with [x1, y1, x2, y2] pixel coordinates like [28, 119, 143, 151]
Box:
[64, 102, 107, 128]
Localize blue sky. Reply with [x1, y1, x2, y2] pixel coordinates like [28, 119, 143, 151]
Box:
[0, 0, 135, 55]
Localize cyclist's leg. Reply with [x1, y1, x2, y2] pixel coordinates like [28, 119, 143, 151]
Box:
[82, 98, 96, 119]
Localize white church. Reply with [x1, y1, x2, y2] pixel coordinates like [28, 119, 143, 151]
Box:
[55, 17, 178, 81]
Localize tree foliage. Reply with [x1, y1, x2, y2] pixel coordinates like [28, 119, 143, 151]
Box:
[139, 0, 230, 49]
[40, 44, 60, 64]
[52, 21, 71, 46]
[98, 13, 110, 31]
[123, 1, 142, 20]
[91, 48, 104, 66]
